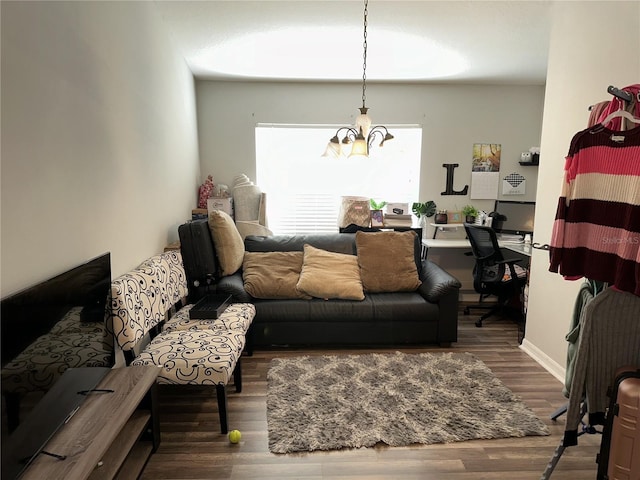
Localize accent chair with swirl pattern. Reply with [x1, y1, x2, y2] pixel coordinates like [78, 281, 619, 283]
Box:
[110, 250, 255, 433]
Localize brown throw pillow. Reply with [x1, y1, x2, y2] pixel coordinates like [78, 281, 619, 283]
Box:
[296, 244, 364, 301]
[208, 210, 244, 276]
[356, 230, 421, 292]
[242, 251, 310, 299]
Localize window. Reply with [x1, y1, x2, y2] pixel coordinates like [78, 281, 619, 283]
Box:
[256, 124, 422, 235]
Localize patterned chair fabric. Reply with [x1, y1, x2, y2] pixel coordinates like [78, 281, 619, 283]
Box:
[110, 251, 189, 352]
[163, 303, 256, 335]
[109, 250, 255, 433]
[131, 329, 246, 385]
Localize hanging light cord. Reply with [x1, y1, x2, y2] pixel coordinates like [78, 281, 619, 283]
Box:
[361, 0, 368, 109]
[323, 0, 394, 157]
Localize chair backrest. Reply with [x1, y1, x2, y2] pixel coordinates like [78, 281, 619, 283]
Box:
[464, 223, 504, 264]
[110, 251, 188, 353]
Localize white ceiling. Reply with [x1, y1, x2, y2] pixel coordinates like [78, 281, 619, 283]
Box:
[154, 0, 552, 84]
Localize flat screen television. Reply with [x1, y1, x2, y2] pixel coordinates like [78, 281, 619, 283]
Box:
[492, 200, 536, 236]
[1, 252, 114, 479]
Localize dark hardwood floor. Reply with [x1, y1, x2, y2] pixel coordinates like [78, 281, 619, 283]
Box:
[140, 308, 602, 480]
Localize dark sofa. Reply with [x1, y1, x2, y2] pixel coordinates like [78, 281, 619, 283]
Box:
[215, 233, 461, 348]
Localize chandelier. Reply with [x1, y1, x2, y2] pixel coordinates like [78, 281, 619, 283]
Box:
[323, 0, 393, 158]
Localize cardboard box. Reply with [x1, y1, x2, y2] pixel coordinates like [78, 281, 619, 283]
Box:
[385, 203, 410, 216]
[207, 197, 234, 217]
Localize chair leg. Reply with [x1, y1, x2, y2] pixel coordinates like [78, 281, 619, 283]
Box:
[550, 402, 568, 421]
[233, 357, 242, 393]
[215, 384, 228, 434]
[476, 304, 501, 327]
[244, 328, 254, 357]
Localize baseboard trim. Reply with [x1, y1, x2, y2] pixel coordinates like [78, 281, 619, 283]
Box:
[519, 339, 566, 384]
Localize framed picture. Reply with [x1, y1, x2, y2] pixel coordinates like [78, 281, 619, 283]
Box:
[449, 211, 462, 223]
[370, 210, 384, 227]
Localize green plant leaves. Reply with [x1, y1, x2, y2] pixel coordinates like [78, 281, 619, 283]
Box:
[369, 199, 387, 210]
[412, 201, 436, 218]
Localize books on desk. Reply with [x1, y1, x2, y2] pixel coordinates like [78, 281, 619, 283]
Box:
[383, 214, 412, 228]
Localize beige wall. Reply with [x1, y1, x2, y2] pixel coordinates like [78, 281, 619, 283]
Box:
[1, 1, 200, 296]
[522, 1, 640, 379]
[196, 81, 544, 218]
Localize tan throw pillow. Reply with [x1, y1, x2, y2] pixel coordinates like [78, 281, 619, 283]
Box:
[296, 244, 364, 301]
[208, 210, 244, 276]
[356, 230, 421, 293]
[242, 251, 310, 299]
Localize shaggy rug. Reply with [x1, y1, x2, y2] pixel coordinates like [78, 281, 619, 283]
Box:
[266, 351, 549, 453]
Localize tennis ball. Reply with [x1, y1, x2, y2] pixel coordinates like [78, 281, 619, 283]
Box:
[228, 429, 242, 444]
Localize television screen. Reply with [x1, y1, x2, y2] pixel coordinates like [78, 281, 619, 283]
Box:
[493, 200, 536, 236]
[1, 253, 113, 478]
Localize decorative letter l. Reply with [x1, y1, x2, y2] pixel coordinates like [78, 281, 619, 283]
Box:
[441, 163, 469, 196]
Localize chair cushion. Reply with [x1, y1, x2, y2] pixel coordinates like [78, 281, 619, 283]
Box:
[500, 263, 528, 281]
[481, 263, 528, 283]
[131, 329, 245, 385]
[208, 210, 244, 276]
[296, 244, 364, 300]
[164, 303, 256, 334]
[242, 251, 310, 299]
[356, 231, 421, 293]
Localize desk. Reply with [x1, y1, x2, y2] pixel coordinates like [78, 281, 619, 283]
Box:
[503, 242, 533, 257]
[424, 237, 532, 343]
[430, 223, 465, 239]
[422, 238, 532, 257]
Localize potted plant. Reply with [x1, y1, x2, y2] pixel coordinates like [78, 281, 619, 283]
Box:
[369, 199, 387, 227]
[462, 204, 479, 223]
[412, 201, 437, 226]
[369, 199, 387, 211]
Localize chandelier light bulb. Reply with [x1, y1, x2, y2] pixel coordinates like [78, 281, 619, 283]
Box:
[355, 107, 372, 138]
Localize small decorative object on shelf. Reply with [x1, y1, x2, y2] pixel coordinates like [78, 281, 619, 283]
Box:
[369, 199, 387, 228]
[434, 210, 448, 224]
[370, 209, 384, 227]
[519, 147, 540, 166]
[198, 175, 215, 209]
[461, 204, 479, 223]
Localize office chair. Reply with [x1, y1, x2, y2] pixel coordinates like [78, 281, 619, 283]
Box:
[463, 223, 528, 327]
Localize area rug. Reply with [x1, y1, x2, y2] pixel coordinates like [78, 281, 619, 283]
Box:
[266, 351, 549, 453]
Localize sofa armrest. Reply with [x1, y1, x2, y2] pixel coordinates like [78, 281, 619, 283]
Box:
[419, 260, 461, 345]
[418, 260, 462, 303]
[217, 272, 252, 303]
